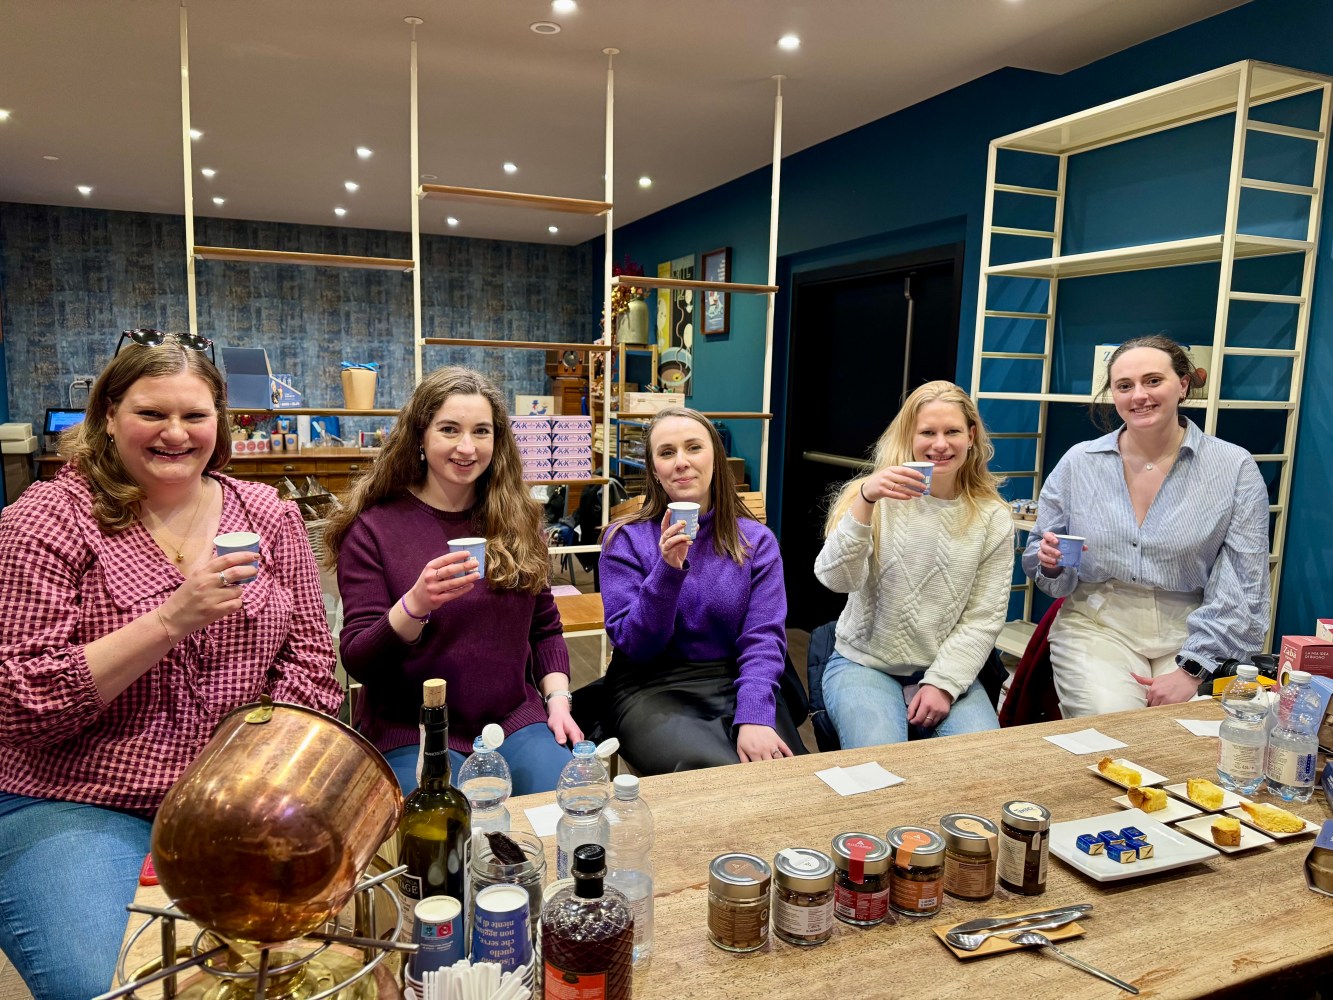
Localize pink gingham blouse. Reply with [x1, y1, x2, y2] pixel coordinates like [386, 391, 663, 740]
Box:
[0, 465, 343, 812]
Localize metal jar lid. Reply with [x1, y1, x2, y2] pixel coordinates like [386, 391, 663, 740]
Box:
[830, 832, 891, 877]
[773, 848, 835, 893]
[709, 852, 772, 900]
[1001, 800, 1051, 833]
[940, 813, 999, 855]
[885, 825, 946, 867]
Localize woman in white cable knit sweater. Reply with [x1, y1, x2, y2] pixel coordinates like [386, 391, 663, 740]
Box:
[814, 381, 1012, 748]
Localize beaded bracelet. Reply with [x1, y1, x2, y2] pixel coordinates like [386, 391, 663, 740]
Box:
[400, 594, 431, 625]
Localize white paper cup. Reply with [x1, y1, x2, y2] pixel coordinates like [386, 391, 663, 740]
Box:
[667, 501, 701, 540]
[904, 462, 934, 495]
[410, 895, 465, 978]
[214, 531, 260, 584]
[447, 537, 487, 578]
[1054, 534, 1086, 568]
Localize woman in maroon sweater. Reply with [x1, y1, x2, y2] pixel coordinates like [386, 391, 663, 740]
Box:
[325, 366, 580, 794]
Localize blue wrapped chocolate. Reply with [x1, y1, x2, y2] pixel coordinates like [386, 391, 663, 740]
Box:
[1076, 834, 1105, 856]
[1106, 843, 1138, 864]
[1119, 826, 1147, 843]
[1135, 841, 1155, 860]
[1097, 830, 1126, 847]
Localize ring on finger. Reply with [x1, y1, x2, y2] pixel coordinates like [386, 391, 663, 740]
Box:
[219, 571, 229, 587]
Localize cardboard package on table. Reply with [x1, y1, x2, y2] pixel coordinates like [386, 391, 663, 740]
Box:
[1281, 635, 1333, 682]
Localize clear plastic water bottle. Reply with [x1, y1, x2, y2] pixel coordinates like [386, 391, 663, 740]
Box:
[1216, 664, 1267, 795]
[457, 725, 511, 834]
[603, 774, 654, 966]
[555, 740, 610, 879]
[1265, 669, 1320, 802]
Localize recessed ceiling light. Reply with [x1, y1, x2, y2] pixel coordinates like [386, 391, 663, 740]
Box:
[778, 34, 801, 51]
[189, 128, 203, 140]
[334, 207, 347, 217]
[420, 173, 438, 181]
[503, 162, 518, 174]
[446, 217, 459, 227]
[77, 185, 92, 196]
[530, 21, 561, 34]
[356, 146, 373, 159]
[551, 0, 577, 14]
[212, 196, 225, 206]
[200, 167, 216, 178]
[638, 176, 652, 188]
[548, 226, 559, 234]
[0, 110, 11, 122]
[43, 154, 59, 161]
[345, 181, 359, 192]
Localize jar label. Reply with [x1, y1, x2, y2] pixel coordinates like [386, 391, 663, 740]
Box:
[997, 830, 1027, 886]
[944, 855, 996, 898]
[834, 883, 888, 922]
[543, 963, 607, 1000]
[773, 897, 834, 936]
[955, 818, 987, 836]
[893, 830, 933, 869]
[890, 872, 941, 914]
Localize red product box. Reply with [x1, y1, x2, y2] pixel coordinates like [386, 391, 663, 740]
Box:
[1280, 635, 1333, 682]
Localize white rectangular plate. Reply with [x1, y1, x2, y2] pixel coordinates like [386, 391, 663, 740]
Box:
[1163, 782, 1251, 812]
[1086, 758, 1169, 789]
[1111, 792, 1202, 822]
[1225, 805, 1320, 839]
[1174, 814, 1275, 853]
[1050, 808, 1219, 882]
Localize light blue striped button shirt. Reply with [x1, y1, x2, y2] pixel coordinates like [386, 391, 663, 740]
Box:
[1022, 419, 1271, 671]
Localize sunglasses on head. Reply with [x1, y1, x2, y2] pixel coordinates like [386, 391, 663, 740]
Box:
[115, 328, 216, 366]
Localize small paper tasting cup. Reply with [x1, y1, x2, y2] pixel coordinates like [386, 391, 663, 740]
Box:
[410, 894, 465, 979]
[1054, 534, 1086, 568]
[214, 531, 260, 584]
[667, 501, 701, 540]
[471, 883, 531, 974]
[903, 461, 934, 495]
[447, 537, 487, 579]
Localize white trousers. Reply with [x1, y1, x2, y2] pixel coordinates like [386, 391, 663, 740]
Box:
[1048, 580, 1200, 718]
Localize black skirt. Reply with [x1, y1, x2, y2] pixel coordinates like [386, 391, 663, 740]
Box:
[604, 650, 807, 775]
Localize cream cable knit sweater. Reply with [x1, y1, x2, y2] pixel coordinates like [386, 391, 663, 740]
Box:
[814, 495, 1013, 700]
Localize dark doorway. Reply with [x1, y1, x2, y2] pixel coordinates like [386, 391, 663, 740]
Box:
[779, 245, 964, 631]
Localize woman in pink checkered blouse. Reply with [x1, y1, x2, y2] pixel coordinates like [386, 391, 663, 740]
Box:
[0, 336, 343, 1000]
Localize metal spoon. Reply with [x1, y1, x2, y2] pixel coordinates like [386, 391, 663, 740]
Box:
[1008, 930, 1140, 994]
[946, 910, 1087, 951]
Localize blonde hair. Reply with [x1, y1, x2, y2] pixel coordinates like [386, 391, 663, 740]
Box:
[605, 407, 753, 565]
[323, 366, 549, 594]
[824, 380, 1004, 536]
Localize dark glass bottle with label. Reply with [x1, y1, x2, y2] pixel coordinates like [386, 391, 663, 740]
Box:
[398, 679, 471, 905]
[542, 844, 633, 1000]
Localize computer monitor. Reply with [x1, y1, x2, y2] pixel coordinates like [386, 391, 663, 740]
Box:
[44, 408, 86, 435]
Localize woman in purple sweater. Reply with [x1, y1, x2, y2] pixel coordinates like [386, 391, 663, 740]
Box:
[600, 407, 805, 773]
[324, 367, 580, 794]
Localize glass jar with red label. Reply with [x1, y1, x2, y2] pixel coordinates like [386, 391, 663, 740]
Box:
[830, 832, 891, 927]
[886, 826, 945, 917]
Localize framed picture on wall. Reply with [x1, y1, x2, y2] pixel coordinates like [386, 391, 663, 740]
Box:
[701, 247, 731, 336]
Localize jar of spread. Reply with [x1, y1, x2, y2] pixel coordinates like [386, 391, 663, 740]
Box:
[886, 826, 945, 917]
[831, 832, 891, 927]
[771, 848, 835, 946]
[940, 813, 998, 901]
[998, 800, 1050, 895]
[708, 853, 771, 952]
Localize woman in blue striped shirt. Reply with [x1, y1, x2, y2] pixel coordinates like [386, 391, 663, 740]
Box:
[1022, 335, 1270, 717]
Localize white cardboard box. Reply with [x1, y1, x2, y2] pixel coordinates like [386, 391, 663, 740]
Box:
[622, 392, 685, 414]
[0, 435, 38, 455]
[0, 423, 34, 441]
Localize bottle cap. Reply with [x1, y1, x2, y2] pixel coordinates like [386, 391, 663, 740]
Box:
[572, 740, 596, 757]
[1236, 665, 1259, 679]
[594, 737, 620, 759]
[613, 774, 639, 798]
[482, 723, 504, 749]
[573, 844, 606, 876]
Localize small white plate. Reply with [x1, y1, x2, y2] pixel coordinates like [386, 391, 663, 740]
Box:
[1050, 808, 1218, 882]
[1111, 792, 1202, 822]
[1086, 758, 1169, 789]
[1174, 814, 1275, 853]
[1163, 782, 1251, 812]
[1225, 805, 1320, 839]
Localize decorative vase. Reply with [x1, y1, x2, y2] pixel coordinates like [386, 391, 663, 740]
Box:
[618, 297, 650, 345]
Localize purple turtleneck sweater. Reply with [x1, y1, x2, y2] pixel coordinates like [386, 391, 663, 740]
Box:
[599, 510, 787, 729]
[337, 494, 568, 755]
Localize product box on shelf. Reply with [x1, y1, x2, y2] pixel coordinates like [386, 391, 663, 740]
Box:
[0, 423, 33, 441]
[623, 391, 684, 414]
[514, 433, 555, 449]
[1317, 619, 1333, 643]
[270, 374, 302, 409]
[552, 456, 591, 472]
[0, 435, 38, 455]
[519, 444, 554, 461]
[552, 431, 593, 446]
[550, 415, 593, 433]
[552, 444, 592, 459]
[510, 416, 552, 435]
[1280, 635, 1333, 682]
[222, 347, 275, 410]
[1092, 344, 1213, 395]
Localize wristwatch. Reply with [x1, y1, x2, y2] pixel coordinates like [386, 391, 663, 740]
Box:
[1176, 655, 1213, 683]
[545, 690, 573, 706]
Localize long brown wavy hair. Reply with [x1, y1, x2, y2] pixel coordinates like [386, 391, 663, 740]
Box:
[605, 407, 753, 565]
[60, 339, 231, 533]
[824, 380, 1004, 535]
[323, 365, 548, 594]
[1090, 334, 1206, 432]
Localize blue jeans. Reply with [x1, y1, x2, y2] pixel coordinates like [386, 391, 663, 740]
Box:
[822, 650, 999, 749]
[0, 792, 152, 1000]
[383, 722, 573, 797]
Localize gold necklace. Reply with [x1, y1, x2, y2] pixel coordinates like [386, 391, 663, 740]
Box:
[1136, 426, 1184, 471]
[144, 481, 208, 563]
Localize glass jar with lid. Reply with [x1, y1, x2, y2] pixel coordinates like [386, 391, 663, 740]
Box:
[998, 800, 1051, 895]
[771, 848, 835, 946]
[886, 826, 945, 917]
[830, 832, 891, 927]
[940, 813, 998, 901]
[707, 853, 771, 952]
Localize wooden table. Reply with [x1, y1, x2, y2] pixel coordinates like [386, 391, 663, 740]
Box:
[121, 701, 1331, 997]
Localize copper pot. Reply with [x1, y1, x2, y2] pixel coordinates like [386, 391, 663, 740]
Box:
[151, 699, 402, 947]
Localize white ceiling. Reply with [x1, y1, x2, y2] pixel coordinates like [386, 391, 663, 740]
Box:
[0, 0, 1250, 246]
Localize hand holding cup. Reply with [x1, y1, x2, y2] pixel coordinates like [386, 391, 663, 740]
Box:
[862, 465, 930, 504]
[407, 550, 480, 616]
[658, 510, 691, 570]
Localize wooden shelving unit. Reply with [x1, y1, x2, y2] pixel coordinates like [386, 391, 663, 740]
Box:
[419, 184, 611, 216]
[192, 246, 414, 271]
[619, 275, 780, 295]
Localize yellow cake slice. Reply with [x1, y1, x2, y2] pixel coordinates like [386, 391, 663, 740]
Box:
[1186, 777, 1225, 810]
[1127, 785, 1168, 812]
[1239, 801, 1305, 834]
[1097, 757, 1142, 786]
[1211, 816, 1241, 846]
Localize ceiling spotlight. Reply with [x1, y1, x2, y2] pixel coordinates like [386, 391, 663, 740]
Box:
[778, 34, 801, 51]
[189, 128, 203, 140]
[503, 162, 519, 174]
[212, 197, 225, 206]
[43, 154, 59, 161]
[200, 167, 216, 178]
[421, 173, 438, 181]
[551, 0, 577, 13]
[356, 146, 373, 159]
[548, 226, 559, 234]
[77, 185, 93, 196]
[446, 217, 459, 227]
[638, 176, 652, 188]
[334, 207, 347, 217]
[530, 21, 561, 34]
[0, 109, 11, 122]
[345, 181, 359, 192]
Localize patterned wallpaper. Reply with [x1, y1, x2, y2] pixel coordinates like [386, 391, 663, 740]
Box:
[0, 203, 597, 434]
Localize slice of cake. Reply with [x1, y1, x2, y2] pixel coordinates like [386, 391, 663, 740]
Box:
[1127, 786, 1168, 812]
[1211, 816, 1241, 846]
[1097, 757, 1142, 786]
[1239, 801, 1305, 834]
[1186, 777, 1225, 810]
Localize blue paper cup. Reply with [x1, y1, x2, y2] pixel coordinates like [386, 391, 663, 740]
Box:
[214, 531, 260, 585]
[667, 502, 700, 540]
[1055, 534, 1086, 568]
[447, 537, 487, 579]
[471, 883, 531, 973]
[903, 462, 934, 496]
[410, 895, 465, 978]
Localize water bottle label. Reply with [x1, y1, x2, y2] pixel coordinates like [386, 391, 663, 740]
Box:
[556, 846, 569, 880]
[1219, 741, 1263, 777]
[1267, 746, 1316, 786]
[628, 894, 650, 943]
